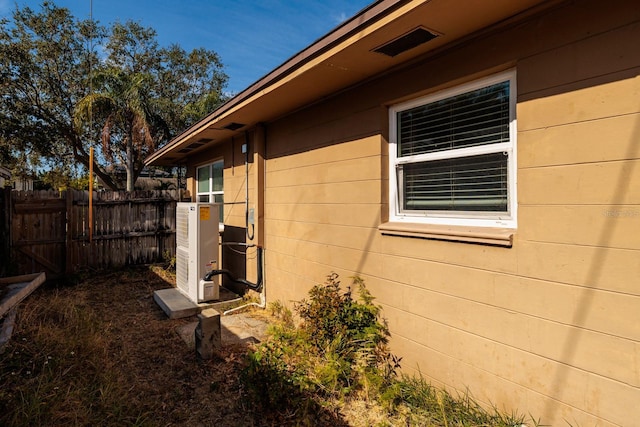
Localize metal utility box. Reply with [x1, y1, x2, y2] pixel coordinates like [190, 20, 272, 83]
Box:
[175, 203, 220, 303]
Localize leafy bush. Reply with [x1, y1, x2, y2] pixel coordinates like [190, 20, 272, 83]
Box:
[295, 273, 395, 396]
[243, 273, 396, 411]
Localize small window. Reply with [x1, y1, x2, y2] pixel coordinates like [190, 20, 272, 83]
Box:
[389, 70, 517, 228]
[197, 160, 224, 222]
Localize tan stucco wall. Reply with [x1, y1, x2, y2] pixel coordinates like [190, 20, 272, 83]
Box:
[183, 0, 639, 424]
[253, 1, 640, 425]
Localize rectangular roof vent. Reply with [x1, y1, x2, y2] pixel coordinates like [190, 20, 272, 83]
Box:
[177, 138, 213, 153]
[223, 122, 245, 131]
[186, 141, 206, 149]
[374, 27, 438, 57]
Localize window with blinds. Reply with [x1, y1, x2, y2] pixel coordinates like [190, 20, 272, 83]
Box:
[397, 81, 509, 157]
[389, 71, 516, 227]
[401, 152, 508, 211]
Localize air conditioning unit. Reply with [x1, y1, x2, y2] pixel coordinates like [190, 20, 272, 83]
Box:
[175, 203, 220, 303]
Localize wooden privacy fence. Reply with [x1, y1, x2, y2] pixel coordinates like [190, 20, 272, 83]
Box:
[2, 189, 186, 279]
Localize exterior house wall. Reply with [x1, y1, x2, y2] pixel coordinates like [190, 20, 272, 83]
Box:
[185, 132, 262, 290]
[0, 166, 10, 188]
[175, 0, 640, 424]
[187, 136, 259, 229]
[0, 166, 33, 191]
[256, 1, 640, 425]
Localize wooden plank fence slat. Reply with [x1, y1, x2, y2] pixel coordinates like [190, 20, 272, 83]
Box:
[3, 189, 185, 278]
[0, 272, 46, 318]
[0, 188, 10, 277]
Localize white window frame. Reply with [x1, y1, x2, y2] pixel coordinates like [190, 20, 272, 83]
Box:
[196, 160, 224, 224]
[389, 70, 517, 229]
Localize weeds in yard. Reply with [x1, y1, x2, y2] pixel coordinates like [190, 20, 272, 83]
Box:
[243, 273, 539, 426]
[162, 249, 177, 271]
[0, 267, 256, 426]
[0, 288, 150, 426]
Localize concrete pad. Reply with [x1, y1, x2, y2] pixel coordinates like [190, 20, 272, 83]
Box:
[222, 314, 269, 343]
[154, 288, 199, 319]
[153, 287, 243, 319]
[176, 312, 269, 349]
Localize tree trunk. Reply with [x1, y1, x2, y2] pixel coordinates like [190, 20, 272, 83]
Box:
[126, 134, 134, 191]
[72, 144, 120, 190]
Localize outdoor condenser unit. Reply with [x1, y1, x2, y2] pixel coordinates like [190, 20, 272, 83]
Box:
[175, 203, 220, 303]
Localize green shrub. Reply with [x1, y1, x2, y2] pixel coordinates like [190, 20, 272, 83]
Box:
[297, 274, 387, 354]
[242, 324, 312, 408]
[243, 273, 396, 409]
[295, 273, 394, 396]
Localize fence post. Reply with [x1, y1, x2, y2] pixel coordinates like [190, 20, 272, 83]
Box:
[158, 197, 165, 261]
[65, 189, 73, 275]
[0, 187, 10, 277]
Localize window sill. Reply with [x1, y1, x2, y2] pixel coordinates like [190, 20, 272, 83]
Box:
[378, 222, 513, 247]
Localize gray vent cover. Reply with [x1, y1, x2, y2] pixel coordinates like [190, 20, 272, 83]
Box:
[374, 27, 438, 57]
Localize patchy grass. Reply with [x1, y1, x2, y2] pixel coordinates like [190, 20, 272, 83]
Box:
[0, 267, 258, 426]
[1, 267, 540, 426]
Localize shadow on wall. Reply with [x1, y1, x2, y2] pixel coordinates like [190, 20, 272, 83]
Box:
[221, 225, 248, 296]
[542, 94, 640, 419]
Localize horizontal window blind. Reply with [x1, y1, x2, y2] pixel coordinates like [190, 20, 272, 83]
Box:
[398, 81, 510, 157]
[401, 152, 508, 212]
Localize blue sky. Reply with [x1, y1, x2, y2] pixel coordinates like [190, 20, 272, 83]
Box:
[1, 0, 373, 94]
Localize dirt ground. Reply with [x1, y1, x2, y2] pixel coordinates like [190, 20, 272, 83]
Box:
[0, 266, 344, 426]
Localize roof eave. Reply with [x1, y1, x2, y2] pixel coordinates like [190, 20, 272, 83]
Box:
[145, 0, 405, 166]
